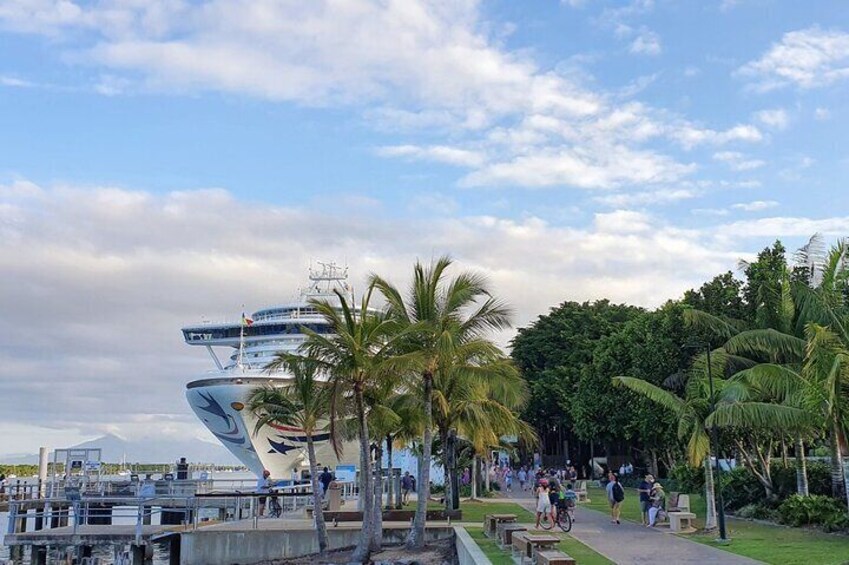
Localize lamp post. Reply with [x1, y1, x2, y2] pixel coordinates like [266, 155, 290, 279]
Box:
[686, 342, 728, 542]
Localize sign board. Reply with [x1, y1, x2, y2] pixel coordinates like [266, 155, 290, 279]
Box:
[70, 460, 83, 471]
[335, 464, 356, 483]
[85, 460, 101, 472]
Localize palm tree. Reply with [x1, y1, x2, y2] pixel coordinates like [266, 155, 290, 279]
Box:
[300, 285, 405, 563]
[371, 256, 512, 549]
[432, 355, 534, 510]
[614, 371, 720, 530]
[250, 355, 332, 556]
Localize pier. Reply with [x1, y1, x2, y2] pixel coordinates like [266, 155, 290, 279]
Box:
[2, 477, 351, 564]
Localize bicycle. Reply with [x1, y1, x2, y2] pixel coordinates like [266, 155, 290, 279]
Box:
[268, 490, 282, 518]
[538, 505, 572, 532]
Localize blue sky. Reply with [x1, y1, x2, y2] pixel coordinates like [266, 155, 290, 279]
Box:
[1, 0, 849, 455]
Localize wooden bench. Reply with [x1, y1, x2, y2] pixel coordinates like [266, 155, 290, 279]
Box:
[534, 549, 576, 565]
[668, 511, 696, 533]
[576, 480, 589, 503]
[496, 522, 526, 549]
[483, 513, 517, 537]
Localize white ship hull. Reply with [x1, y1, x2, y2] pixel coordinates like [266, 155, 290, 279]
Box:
[186, 375, 358, 478]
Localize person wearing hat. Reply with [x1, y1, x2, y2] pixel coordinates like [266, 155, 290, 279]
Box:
[648, 482, 666, 527]
[637, 473, 655, 525]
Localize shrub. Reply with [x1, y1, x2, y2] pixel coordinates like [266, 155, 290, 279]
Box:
[670, 463, 704, 493]
[735, 502, 779, 521]
[720, 467, 764, 510]
[777, 494, 849, 531]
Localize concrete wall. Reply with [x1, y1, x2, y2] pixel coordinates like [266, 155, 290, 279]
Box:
[180, 526, 454, 565]
[453, 526, 493, 565]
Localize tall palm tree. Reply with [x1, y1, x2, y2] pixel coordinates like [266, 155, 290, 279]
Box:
[371, 257, 512, 549]
[432, 355, 534, 510]
[249, 355, 332, 556]
[300, 285, 405, 563]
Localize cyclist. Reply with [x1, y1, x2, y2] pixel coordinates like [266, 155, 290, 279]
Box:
[562, 482, 578, 523]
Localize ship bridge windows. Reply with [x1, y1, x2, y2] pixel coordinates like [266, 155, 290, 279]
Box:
[183, 322, 331, 342]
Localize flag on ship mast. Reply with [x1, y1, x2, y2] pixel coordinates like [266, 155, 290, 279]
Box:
[241, 312, 254, 326]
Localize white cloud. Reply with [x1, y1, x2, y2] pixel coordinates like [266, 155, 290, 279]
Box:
[712, 151, 766, 171]
[376, 145, 485, 167]
[719, 0, 740, 12]
[630, 30, 662, 56]
[732, 200, 779, 212]
[692, 208, 730, 217]
[0, 75, 36, 88]
[594, 187, 700, 207]
[754, 108, 788, 130]
[0, 181, 761, 450]
[739, 27, 849, 90]
[0, 0, 763, 192]
[814, 107, 831, 120]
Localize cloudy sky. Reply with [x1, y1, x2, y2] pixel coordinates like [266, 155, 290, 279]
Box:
[1, 0, 849, 457]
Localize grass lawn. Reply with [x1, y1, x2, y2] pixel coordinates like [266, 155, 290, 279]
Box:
[423, 499, 534, 524]
[585, 486, 849, 565]
[465, 526, 614, 565]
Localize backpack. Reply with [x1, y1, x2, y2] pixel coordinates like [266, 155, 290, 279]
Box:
[613, 482, 625, 503]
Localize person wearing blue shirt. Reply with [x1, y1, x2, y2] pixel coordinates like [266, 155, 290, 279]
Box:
[637, 473, 654, 526]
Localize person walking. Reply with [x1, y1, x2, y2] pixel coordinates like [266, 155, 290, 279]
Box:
[517, 467, 528, 491]
[637, 473, 654, 525]
[606, 472, 624, 524]
[504, 467, 513, 492]
[318, 466, 334, 498]
[401, 471, 413, 505]
[535, 479, 552, 529]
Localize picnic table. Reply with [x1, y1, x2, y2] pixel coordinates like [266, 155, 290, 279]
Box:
[483, 513, 517, 537]
[512, 532, 561, 564]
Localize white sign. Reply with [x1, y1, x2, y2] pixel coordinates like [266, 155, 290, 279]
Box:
[335, 464, 356, 483]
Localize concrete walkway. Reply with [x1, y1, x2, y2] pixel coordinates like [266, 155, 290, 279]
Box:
[497, 488, 764, 565]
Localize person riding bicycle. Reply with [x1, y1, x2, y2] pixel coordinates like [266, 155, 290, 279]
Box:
[561, 482, 578, 522]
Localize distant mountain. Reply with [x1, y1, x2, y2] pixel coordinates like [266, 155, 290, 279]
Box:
[0, 434, 240, 465]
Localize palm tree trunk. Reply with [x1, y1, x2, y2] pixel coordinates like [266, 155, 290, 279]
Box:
[485, 458, 490, 492]
[407, 371, 432, 549]
[352, 387, 374, 563]
[703, 457, 718, 531]
[386, 435, 394, 510]
[306, 434, 329, 556]
[794, 434, 809, 496]
[830, 425, 846, 503]
[371, 443, 384, 552]
[471, 455, 478, 500]
[441, 428, 452, 512]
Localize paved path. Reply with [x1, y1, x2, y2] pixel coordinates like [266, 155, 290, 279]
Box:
[497, 488, 764, 565]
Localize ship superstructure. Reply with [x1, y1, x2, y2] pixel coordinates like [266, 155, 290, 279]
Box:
[182, 263, 357, 478]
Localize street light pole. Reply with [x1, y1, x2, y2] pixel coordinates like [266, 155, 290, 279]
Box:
[705, 345, 729, 542]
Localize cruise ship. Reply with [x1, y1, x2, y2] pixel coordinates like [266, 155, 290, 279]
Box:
[182, 263, 358, 478]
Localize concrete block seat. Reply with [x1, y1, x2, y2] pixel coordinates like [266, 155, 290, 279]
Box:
[535, 549, 576, 565]
[668, 511, 696, 533]
[483, 513, 517, 537]
[496, 522, 526, 549]
[511, 531, 531, 564]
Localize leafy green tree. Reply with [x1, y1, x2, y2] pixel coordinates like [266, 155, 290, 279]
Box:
[511, 300, 641, 461]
